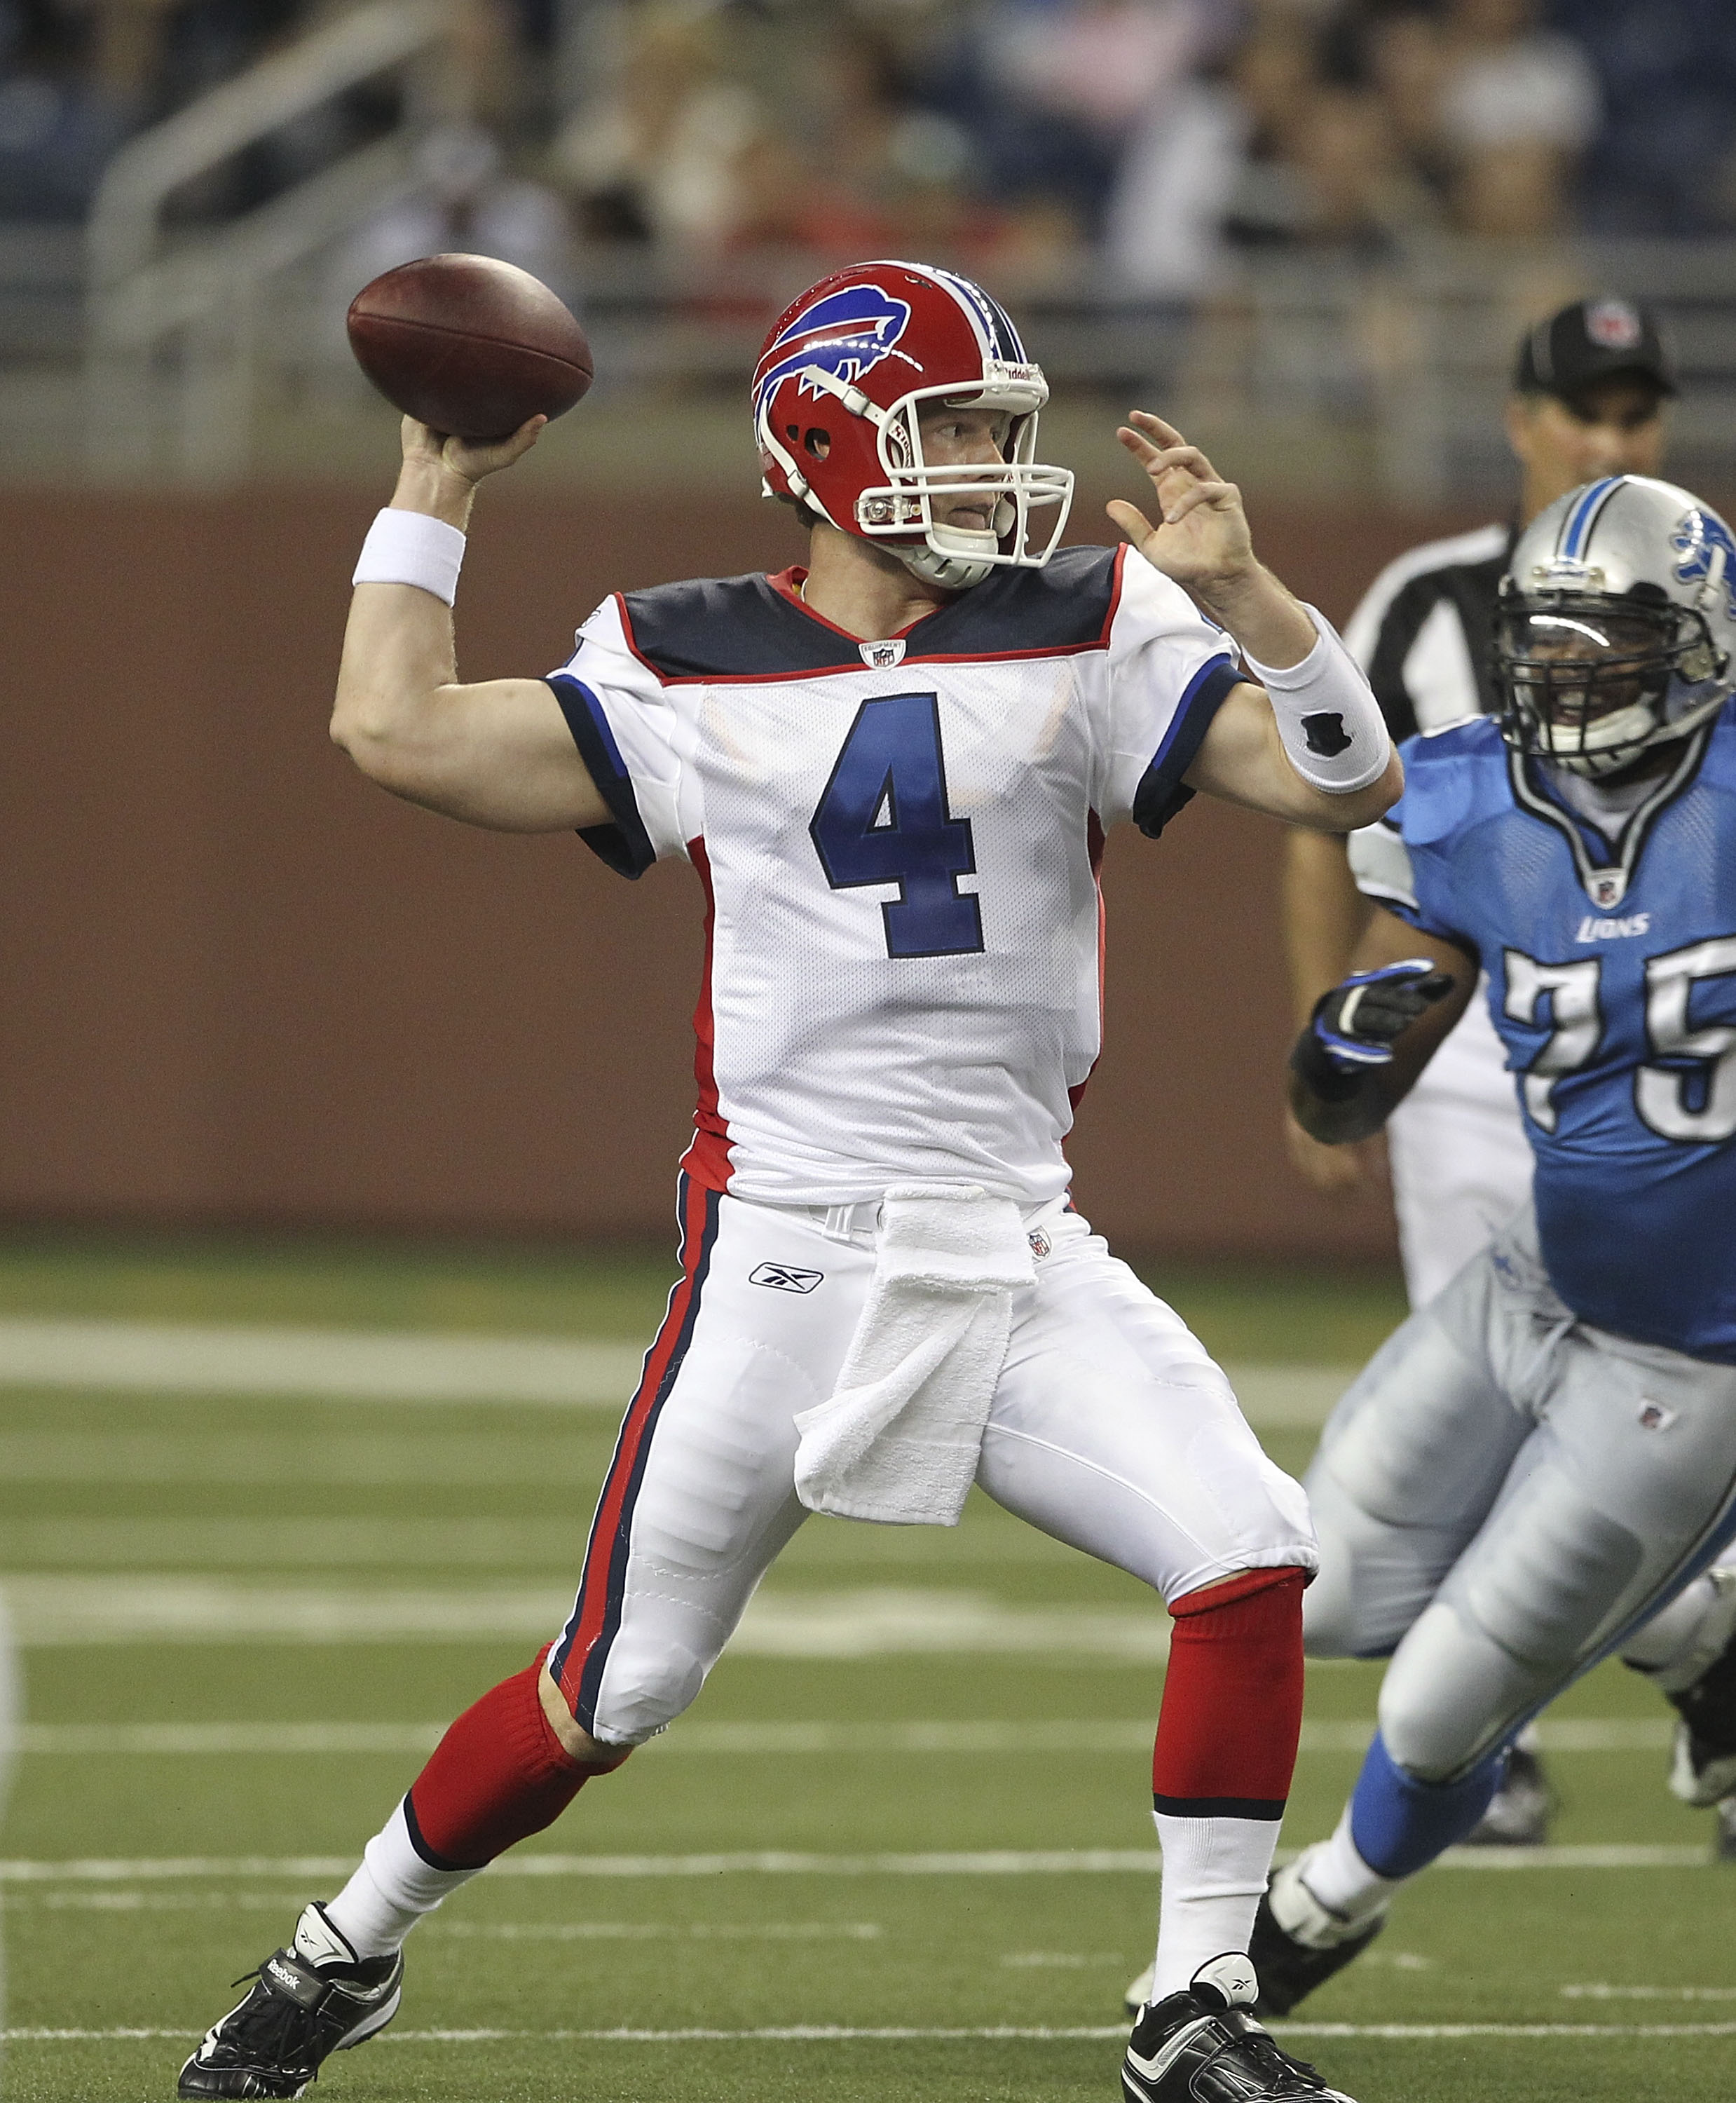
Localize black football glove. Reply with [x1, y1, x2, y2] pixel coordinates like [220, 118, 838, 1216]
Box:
[1313, 960, 1455, 1069]
[1291, 960, 1455, 1101]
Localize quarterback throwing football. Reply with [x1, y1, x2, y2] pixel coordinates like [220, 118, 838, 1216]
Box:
[179, 261, 1399, 2103]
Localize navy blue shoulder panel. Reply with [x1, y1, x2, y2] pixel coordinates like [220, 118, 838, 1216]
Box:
[617, 545, 1123, 681]
[907, 544, 1121, 658]
[545, 674, 658, 879]
[620, 573, 854, 679]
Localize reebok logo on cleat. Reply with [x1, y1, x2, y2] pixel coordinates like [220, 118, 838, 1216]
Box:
[750, 1263, 825, 1293]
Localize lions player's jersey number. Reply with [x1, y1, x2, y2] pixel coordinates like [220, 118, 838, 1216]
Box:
[809, 693, 985, 960]
[1503, 938, 1736, 1142]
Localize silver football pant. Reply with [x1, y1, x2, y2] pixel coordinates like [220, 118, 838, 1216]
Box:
[1302, 1205, 1736, 1781]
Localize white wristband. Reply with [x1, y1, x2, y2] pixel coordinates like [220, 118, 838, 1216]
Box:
[352, 508, 466, 606]
[1243, 606, 1391, 794]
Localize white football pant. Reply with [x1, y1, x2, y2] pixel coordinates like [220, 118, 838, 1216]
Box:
[550, 1184, 1317, 1747]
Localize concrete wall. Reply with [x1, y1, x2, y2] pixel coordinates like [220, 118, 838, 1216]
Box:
[0, 487, 1486, 1258]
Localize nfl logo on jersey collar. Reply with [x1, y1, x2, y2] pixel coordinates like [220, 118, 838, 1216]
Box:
[861, 638, 907, 669]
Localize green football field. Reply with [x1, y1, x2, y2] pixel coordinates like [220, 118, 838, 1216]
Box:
[2, 1232, 1733, 2103]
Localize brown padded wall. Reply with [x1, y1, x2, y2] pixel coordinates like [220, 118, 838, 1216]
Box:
[0, 489, 1483, 1258]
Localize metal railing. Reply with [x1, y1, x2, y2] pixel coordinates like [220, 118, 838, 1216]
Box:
[4, 138, 1735, 494]
[82, 0, 460, 479]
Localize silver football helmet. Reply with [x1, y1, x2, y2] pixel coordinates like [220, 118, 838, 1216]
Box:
[1494, 475, 1736, 776]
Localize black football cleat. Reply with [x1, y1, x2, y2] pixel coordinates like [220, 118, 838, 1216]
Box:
[1461, 1742, 1553, 1845]
[177, 1902, 402, 2098]
[1121, 1952, 1357, 2102]
[1245, 1854, 1386, 2017]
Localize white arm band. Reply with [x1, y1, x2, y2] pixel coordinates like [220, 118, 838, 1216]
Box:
[352, 508, 466, 606]
[1243, 606, 1392, 794]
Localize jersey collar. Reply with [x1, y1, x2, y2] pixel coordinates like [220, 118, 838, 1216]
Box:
[1510, 729, 1709, 910]
[765, 566, 941, 648]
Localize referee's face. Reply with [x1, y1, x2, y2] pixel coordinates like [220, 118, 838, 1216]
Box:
[1505, 376, 1668, 525]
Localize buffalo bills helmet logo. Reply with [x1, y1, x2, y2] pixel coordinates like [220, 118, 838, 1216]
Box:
[1671, 508, 1736, 622]
[754, 284, 920, 414]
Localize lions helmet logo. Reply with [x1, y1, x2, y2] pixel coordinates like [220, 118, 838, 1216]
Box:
[753, 284, 921, 414]
[1671, 508, 1736, 623]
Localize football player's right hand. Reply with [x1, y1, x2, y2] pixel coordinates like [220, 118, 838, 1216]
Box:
[400, 411, 547, 483]
[1309, 960, 1454, 1073]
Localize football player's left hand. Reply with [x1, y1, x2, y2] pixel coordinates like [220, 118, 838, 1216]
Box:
[1107, 413, 1255, 592]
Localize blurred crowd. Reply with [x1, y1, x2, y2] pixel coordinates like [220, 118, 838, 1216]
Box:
[4, 0, 1736, 293]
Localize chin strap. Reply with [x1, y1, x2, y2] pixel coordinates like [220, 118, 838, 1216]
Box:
[891, 540, 995, 592]
[887, 534, 1009, 593]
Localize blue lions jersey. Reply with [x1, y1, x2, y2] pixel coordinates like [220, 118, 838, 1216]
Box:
[1351, 703, 1736, 1364]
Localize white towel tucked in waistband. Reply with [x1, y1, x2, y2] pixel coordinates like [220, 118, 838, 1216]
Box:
[793, 1183, 1037, 1527]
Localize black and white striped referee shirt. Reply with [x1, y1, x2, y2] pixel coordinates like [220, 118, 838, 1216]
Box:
[1342, 522, 1517, 736]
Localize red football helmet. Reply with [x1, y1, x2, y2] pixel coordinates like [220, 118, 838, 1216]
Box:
[752, 259, 1074, 590]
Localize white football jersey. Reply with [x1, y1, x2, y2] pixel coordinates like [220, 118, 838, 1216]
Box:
[547, 546, 1243, 1206]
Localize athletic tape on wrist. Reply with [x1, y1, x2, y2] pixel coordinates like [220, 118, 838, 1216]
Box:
[1244, 608, 1390, 795]
[353, 508, 466, 606]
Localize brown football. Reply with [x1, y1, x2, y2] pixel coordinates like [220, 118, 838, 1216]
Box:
[346, 253, 594, 440]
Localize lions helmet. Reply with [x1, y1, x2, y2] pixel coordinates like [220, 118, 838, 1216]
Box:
[1495, 475, 1736, 776]
[752, 259, 1074, 591]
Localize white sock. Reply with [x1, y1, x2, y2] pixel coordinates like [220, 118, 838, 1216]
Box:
[1150, 1811, 1282, 2000]
[1294, 1804, 1404, 1928]
[324, 1798, 488, 1958]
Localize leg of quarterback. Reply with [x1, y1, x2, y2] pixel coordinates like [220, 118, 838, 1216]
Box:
[973, 1222, 1358, 2098]
[179, 1180, 845, 2100]
[971, 1225, 1315, 1994]
[1149, 1568, 1308, 1996]
[324, 1646, 612, 1956]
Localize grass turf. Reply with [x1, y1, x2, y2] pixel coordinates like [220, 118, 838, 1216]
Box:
[2, 1234, 1730, 2102]
[0, 1227, 1410, 1367]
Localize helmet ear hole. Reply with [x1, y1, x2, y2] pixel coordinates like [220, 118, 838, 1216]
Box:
[803, 428, 831, 460]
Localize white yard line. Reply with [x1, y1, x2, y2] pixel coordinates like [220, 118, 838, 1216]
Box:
[0, 1844, 1713, 1884]
[0, 1514, 1090, 1567]
[0, 1316, 1346, 1426]
[10, 1717, 1672, 1756]
[0, 1579, 1177, 1656]
[9, 2021, 1736, 2043]
[1563, 1984, 1736, 2000]
[0, 1319, 645, 1403]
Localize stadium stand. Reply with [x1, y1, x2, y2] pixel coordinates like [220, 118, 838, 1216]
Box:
[0, 0, 1732, 489]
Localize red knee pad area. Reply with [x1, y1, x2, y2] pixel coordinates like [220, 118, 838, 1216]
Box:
[406, 1650, 596, 1870]
[1151, 1567, 1306, 1815]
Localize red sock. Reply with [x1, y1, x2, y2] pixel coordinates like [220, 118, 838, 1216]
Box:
[406, 1651, 596, 1870]
[1151, 1567, 1306, 1816]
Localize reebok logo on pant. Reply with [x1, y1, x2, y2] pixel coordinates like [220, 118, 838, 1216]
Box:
[750, 1263, 825, 1293]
